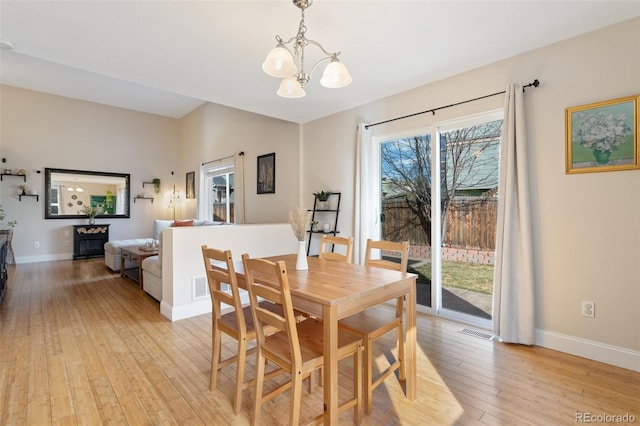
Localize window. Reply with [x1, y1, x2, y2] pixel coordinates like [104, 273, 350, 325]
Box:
[50, 186, 60, 215]
[200, 160, 235, 223]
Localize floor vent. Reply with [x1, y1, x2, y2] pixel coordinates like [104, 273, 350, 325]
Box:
[193, 276, 210, 300]
[458, 327, 495, 341]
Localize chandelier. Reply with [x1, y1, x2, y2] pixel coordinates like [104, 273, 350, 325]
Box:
[262, 0, 352, 98]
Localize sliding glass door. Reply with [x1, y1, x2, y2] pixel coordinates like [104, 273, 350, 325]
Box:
[380, 133, 434, 310]
[377, 110, 502, 326]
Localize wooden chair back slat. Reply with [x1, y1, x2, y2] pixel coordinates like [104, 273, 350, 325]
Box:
[364, 239, 409, 272]
[319, 235, 354, 263]
[202, 246, 245, 331]
[242, 254, 302, 366]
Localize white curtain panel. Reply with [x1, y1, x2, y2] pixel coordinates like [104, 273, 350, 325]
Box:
[234, 152, 245, 224]
[354, 123, 375, 264]
[492, 84, 536, 344]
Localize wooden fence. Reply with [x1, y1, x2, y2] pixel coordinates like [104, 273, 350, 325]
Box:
[212, 203, 234, 223]
[382, 196, 497, 250]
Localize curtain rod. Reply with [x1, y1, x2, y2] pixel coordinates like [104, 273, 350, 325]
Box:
[201, 151, 244, 166]
[364, 79, 540, 130]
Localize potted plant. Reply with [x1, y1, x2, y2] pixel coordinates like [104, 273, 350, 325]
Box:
[0, 205, 17, 264]
[0, 205, 17, 230]
[313, 190, 332, 201]
[79, 205, 104, 225]
[152, 178, 161, 194]
[313, 190, 332, 209]
[18, 184, 28, 195]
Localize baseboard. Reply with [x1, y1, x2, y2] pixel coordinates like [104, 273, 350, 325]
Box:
[536, 328, 640, 372]
[15, 253, 72, 263]
[160, 299, 212, 321]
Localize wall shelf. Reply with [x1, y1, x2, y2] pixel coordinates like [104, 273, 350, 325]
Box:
[134, 196, 154, 203]
[18, 194, 39, 202]
[0, 173, 26, 182]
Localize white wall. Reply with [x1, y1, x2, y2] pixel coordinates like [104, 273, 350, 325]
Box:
[160, 223, 299, 321]
[301, 18, 640, 370]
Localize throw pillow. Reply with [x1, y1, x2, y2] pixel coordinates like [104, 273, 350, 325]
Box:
[172, 219, 194, 227]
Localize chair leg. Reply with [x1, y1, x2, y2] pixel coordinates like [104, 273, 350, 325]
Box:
[364, 336, 373, 415]
[397, 322, 406, 383]
[252, 353, 265, 426]
[233, 337, 247, 414]
[353, 347, 362, 425]
[290, 370, 303, 426]
[210, 325, 221, 391]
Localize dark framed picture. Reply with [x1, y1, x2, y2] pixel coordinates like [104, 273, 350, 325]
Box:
[566, 95, 638, 174]
[257, 152, 275, 194]
[186, 171, 195, 199]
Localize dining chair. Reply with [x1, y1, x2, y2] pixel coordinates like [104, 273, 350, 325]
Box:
[318, 234, 354, 263]
[241, 253, 363, 425]
[338, 239, 409, 415]
[201, 245, 282, 415]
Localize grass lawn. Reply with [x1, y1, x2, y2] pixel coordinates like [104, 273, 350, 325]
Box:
[411, 261, 494, 294]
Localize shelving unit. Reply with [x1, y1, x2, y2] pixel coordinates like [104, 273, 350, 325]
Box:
[306, 192, 341, 255]
[0, 173, 26, 182]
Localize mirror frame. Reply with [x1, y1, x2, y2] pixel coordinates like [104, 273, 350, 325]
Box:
[44, 167, 131, 219]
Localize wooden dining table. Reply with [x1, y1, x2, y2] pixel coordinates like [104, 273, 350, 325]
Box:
[233, 253, 418, 425]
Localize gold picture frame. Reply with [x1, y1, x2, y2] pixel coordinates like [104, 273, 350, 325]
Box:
[565, 95, 639, 174]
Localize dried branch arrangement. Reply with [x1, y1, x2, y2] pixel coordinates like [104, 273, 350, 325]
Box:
[288, 207, 312, 241]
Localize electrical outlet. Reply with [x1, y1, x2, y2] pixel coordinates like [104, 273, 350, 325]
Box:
[581, 301, 595, 318]
[64, 239, 70, 247]
[33, 241, 40, 249]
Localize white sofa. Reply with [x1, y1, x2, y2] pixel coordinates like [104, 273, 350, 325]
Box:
[104, 219, 218, 272]
[141, 242, 162, 301]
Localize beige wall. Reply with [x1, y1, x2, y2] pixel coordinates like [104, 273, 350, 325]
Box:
[0, 85, 299, 262]
[0, 86, 180, 260]
[177, 102, 300, 224]
[302, 18, 640, 364]
[0, 18, 637, 368]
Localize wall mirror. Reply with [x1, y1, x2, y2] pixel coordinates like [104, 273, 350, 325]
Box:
[44, 168, 131, 219]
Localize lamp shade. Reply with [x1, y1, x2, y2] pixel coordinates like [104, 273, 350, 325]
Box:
[320, 59, 352, 88]
[262, 45, 297, 78]
[277, 77, 306, 98]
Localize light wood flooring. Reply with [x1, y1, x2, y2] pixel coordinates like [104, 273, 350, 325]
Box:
[1, 258, 638, 425]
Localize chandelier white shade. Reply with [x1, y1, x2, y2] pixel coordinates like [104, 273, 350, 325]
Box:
[262, 0, 351, 98]
[262, 44, 297, 78]
[277, 76, 306, 98]
[320, 59, 353, 89]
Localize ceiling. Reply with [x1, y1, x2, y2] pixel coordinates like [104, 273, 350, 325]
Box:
[1, 1, 638, 124]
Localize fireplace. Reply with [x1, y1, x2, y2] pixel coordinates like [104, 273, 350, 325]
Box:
[73, 224, 110, 259]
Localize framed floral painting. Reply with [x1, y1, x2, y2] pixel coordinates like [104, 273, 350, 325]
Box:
[566, 95, 639, 174]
